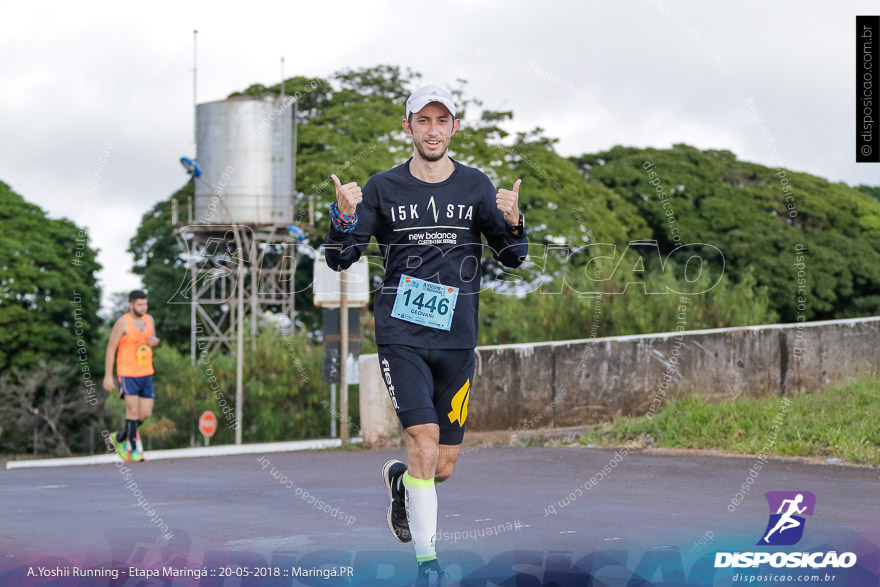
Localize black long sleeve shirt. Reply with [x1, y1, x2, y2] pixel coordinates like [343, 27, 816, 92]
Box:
[324, 158, 528, 349]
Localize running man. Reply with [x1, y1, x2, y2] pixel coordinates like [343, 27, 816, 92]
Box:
[102, 290, 160, 463]
[324, 85, 528, 583]
[762, 493, 807, 543]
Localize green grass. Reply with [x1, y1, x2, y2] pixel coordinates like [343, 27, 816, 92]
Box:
[577, 378, 880, 465]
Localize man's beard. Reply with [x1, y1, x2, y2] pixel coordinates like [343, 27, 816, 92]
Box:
[413, 137, 448, 162]
[130, 309, 145, 317]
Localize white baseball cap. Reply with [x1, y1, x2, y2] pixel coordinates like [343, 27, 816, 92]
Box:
[405, 85, 457, 119]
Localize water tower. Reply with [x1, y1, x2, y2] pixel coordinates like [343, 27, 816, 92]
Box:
[174, 93, 306, 358]
[195, 94, 293, 224]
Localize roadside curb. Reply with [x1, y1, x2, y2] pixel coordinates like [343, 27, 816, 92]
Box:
[4, 437, 363, 470]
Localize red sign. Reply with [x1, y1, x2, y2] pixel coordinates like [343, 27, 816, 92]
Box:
[199, 411, 217, 438]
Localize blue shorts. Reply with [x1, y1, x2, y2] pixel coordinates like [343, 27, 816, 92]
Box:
[118, 375, 155, 399]
[376, 345, 474, 445]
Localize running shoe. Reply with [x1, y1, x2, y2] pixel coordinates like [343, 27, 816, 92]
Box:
[115, 437, 131, 462]
[416, 559, 443, 587]
[382, 459, 411, 543]
[130, 448, 144, 462]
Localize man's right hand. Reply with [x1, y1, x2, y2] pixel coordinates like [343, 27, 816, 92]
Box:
[103, 376, 115, 393]
[331, 174, 362, 217]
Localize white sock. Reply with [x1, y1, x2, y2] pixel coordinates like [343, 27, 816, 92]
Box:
[403, 471, 438, 563]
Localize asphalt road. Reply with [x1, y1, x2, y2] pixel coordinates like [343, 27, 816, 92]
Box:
[1, 446, 878, 586]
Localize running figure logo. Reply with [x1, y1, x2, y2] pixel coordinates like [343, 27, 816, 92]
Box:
[758, 491, 816, 546]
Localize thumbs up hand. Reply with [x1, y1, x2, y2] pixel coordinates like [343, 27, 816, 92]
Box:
[331, 174, 363, 217]
[496, 179, 521, 226]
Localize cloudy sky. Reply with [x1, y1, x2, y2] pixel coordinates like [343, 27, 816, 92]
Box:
[1, 0, 876, 311]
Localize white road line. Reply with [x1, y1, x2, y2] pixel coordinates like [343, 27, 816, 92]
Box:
[0, 484, 69, 492]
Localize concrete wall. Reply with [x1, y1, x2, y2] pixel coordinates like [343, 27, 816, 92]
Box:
[358, 317, 880, 445]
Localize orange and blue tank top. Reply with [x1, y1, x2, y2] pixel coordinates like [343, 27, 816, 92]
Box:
[116, 313, 154, 377]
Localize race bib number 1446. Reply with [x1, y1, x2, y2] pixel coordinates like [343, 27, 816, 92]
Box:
[391, 274, 459, 331]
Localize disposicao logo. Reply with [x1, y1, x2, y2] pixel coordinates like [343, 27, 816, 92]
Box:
[715, 491, 858, 570]
[758, 491, 815, 546]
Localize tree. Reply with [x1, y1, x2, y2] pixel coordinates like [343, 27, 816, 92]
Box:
[143, 327, 330, 448]
[479, 263, 777, 345]
[856, 184, 880, 203]
[0, 361, 102, 456]
[0, 181, 102, 373]
[573, 145, 880, 322]
[0, 182, 103, 454]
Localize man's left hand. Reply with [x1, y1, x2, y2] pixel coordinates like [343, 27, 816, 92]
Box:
[146, 336, 160, 347]
[496, 179, 521, 226]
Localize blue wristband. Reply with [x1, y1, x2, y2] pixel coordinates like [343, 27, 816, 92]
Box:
[330, 202, 358, 232]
